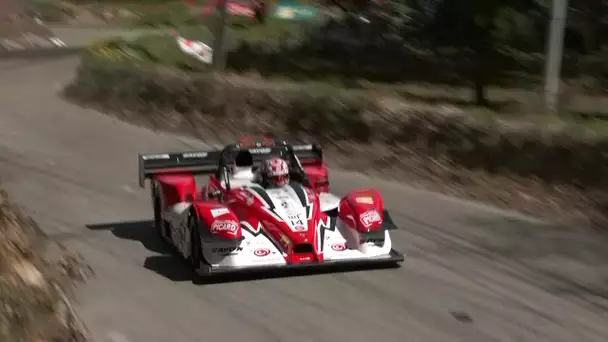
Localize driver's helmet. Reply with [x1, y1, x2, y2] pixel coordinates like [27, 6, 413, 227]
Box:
[262, 157, 289, 187]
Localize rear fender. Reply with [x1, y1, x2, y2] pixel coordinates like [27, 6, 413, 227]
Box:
[156, 174, 197, 209]
[191, 201, 243, 241]
[303, 163, 329, 193]
[338, 188, 385, 233]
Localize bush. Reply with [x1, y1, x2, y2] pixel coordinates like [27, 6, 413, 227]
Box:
[111, 15, 547, 87]
[64, 54, 608, 190]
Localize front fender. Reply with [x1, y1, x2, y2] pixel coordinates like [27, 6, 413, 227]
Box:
[191, 201, 243, 241]
[338, 188, 385, 232]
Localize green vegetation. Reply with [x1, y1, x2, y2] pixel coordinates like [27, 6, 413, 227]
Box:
[92, 19, 311, 71]
[85, 0, 608, 103]
[64, 0, 608, 220]
[65, 54, 608, 190]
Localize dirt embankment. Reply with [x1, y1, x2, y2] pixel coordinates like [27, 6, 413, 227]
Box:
[0, 188, 91, 342]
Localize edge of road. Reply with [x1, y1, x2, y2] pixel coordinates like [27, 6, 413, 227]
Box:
[0, 46, 85, 59]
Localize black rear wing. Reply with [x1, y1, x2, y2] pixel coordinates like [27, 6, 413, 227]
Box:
[291, 143, 323, 166]
[138, 150, 221, 188]
[137, 143, 323, 188]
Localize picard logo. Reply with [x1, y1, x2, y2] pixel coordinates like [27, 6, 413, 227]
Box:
[210, 220, 238, 234]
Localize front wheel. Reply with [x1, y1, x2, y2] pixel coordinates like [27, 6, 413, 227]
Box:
[189, 214, 210, 276]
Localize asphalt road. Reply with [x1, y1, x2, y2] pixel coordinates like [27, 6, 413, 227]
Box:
[1, 56, 608, 342]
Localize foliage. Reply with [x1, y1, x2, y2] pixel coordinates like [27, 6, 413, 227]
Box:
[77, 0, 608, 102]
[65, 55, 608, 189]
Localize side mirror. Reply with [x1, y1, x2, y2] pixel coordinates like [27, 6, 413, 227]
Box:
[208, 189, 223, 201]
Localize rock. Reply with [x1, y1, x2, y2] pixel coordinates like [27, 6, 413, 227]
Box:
[12, 260, 45, 288]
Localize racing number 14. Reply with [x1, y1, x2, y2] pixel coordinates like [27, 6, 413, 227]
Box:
[289, 214, 304, 226]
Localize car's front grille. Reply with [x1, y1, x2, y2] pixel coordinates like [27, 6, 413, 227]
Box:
[293, 243, 314, 253]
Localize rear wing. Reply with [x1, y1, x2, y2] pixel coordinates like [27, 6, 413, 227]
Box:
[138, 150, 220, 188]
[292, 143, 323, 166]
[137, 143, 323, 188]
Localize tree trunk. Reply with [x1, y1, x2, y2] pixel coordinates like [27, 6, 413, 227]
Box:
[474, 82, 488, 106]
[253, 0, 267, 24]
[470, 53, 490, 107]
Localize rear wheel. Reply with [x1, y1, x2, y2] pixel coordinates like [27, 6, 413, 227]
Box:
[153, 191, 162, 236]
[153, 187, 173, 243]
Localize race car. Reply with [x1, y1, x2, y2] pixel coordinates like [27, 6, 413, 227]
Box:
[138, 137, 404, 276]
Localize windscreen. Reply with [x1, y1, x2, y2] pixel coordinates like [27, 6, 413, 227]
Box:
[225, 146, 292, 169]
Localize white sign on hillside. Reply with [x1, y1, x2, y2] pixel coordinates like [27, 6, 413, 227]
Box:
[176, 36, 213, 64]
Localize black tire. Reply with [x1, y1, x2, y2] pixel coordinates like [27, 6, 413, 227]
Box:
[189, 213, 210, 277]
[153, 192, 162, 236]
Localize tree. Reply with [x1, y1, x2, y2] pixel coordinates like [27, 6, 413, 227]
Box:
[406, 0, 543, 105]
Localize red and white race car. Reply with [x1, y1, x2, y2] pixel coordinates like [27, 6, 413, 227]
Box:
[138, 137, 404, 277]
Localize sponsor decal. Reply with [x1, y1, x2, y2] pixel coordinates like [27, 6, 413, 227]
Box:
[281, 201, 289, 208]
[363, 239, 384, 246]
[210, 220, 238, 234]
[331, 243, 346, 251]
[294, 225, 307, 232]
[182, 152, 208, 158]
[355, 196, 374, 205]
[293, 144, 312, 151]
[288, 213, 305, 227]
[210, 207, 230, 218]
[249, 147, 271, 154]
[142, 153, 170, 160]
[212, 246, 243, 255]
[360, 210, 382, 228]
[254, 248, 271, 257]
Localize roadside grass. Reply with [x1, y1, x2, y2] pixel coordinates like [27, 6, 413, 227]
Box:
[92, 29, 608, 130]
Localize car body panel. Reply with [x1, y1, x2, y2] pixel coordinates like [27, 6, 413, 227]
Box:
[139, 138, 404, 277]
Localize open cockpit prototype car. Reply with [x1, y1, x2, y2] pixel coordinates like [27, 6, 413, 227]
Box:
[138, 137, 404, 276]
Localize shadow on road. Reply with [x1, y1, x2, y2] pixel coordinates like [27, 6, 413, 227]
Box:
[86, 220, 401, 285]
[87, 220, 169, 254]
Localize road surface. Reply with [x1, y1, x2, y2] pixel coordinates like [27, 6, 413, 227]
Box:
[0, 56, 607, 342]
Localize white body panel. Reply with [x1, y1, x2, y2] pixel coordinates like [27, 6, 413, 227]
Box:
[321, 220, 393, 261]
[201, 227, 288, 268]
[262, 186, 310, 232]
[319, 192, 340, 212]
